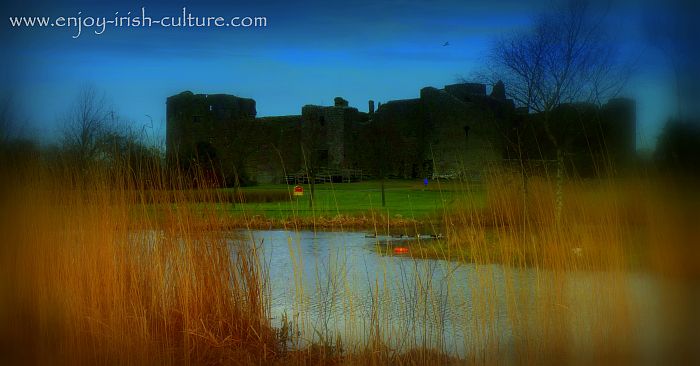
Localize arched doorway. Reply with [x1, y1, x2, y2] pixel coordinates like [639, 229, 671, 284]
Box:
[194, 142, 222, 187]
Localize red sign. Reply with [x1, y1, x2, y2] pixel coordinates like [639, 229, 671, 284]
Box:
[293, 185, 304, 196]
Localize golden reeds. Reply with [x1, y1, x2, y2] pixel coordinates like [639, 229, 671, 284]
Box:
[1, 156, 697, 365]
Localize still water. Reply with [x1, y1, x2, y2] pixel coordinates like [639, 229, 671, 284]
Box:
[236, 229, 666, 360]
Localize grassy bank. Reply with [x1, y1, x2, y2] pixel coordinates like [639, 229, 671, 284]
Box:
[223, 180, 485, 220]
[131, 180, 485, 231]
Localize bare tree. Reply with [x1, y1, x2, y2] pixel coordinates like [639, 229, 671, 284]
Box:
[61, 86, 112, 168]
[60, 87, 165, 185]
[493, 0, 627, 112]
[489, 0, 629, 221]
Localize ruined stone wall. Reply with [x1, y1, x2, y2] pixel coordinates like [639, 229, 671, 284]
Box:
[324, 106, 346, 168]
[166, 92, 256, 160]
[369, 84, 509, 179]
[247, 116, 302, 183]
[165, 84, 511, 184]
[443, 83, 486, 101]
[420, 87, 506, 179]
[342, 109, 371, 170]
[300, 105, 328, 170]
[167, 92, 303, 185]
[342, 121, 369, 171]
[166, 82, 636, 184]
[300, 102, 369, 170]
[166, 91, 258, 185]
[514, 99, 637, 177]
[371, 98, 427, 178]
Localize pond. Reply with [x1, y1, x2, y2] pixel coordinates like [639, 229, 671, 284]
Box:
[238, 229, 669, 361]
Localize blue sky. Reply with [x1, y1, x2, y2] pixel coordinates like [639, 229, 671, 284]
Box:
[1, 0, 677, 148]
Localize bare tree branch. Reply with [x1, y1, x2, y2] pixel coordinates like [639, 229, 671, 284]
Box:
[61, 86, 111, 166]
[491, 0, 626, 117]
[487, 0, 630, 222]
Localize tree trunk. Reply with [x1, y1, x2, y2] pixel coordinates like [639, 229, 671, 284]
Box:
[309, 172, 315, 209]
[381, 178, 386, 207]
[542, 113, 564, 225]
[554, 148, 564, 224]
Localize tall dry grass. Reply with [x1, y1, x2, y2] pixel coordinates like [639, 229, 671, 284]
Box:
[430, 170, 700, 363]
[443, 170, 700, 273]
[1, 155, 698, 365]
[0, 161, 278, 365]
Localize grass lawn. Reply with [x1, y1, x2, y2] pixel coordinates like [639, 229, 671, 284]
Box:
[220, 180, 486, 220]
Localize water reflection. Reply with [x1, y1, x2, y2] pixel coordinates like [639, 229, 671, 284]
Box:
[235, 230, 664, 359]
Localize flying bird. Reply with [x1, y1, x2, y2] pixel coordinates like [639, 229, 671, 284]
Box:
[442, 41, 450, 47]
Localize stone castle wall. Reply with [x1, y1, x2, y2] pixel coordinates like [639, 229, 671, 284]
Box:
[506, 99, 637, 176]
[166, 82, 636, 185]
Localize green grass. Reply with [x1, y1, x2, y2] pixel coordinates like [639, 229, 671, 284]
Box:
[220, 180, 486, 220]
